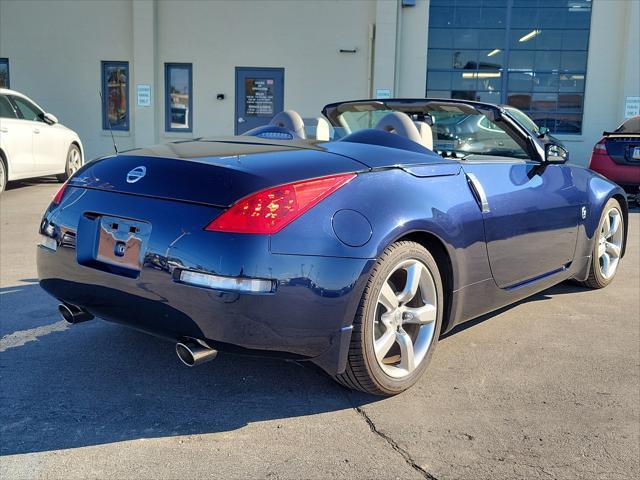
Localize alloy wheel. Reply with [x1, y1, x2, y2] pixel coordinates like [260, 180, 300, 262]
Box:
[68, 148, 81, 175]
[597, 206, 623, 279]
[373, 259, 437, 379]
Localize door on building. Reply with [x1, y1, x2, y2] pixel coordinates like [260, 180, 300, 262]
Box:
[235, 67, 284, 134]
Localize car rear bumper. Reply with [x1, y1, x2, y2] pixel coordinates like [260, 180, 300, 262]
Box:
[590, 152, 640, 186]
[36, 187, 374, 375]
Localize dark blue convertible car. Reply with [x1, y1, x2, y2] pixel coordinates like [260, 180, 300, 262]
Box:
[37, 99, 628, 395]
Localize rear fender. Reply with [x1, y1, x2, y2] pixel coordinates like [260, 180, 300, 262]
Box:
[270, 169, 492, 292]
[586, 175, 628, 257]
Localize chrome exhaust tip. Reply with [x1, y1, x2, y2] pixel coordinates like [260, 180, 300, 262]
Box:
[176, 340, 218, 367]
[58, 303, 94, 324]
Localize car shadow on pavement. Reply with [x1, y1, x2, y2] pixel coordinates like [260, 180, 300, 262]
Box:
[4, 176, 60, 192]
[0, 283, 375, 456]
[0, 275, 625, 456]
[441, 281, 590, 340]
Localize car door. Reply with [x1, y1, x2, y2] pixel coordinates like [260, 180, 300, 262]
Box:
[0, 94, 33, 178]
[462, 159, 582, 288]
[11, 95, 62, 175]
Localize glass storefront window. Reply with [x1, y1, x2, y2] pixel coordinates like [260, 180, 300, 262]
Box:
[165, 63, 193, 132]
[101, 61, 129, 131]
[426, 0, 592, 135]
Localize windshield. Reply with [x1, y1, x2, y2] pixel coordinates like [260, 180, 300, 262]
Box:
[503, 107, 540, 134]
[335, 104, 529, 159]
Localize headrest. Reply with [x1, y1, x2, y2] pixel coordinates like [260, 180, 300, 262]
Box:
[374, 112, 422, 145]
[270, 110, 306, 139]
[303, 117, 332, 141]
[413, 121, 434, 150]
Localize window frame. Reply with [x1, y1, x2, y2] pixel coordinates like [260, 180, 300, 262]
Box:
[0, 94, 17, 119]
[101, 60, 130, 132]
[10, 95, 45, 122]
[164, 63, 193, 133]
[0, 58, 9, 89]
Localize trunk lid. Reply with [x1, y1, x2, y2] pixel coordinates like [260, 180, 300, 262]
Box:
[69, 138, 367, 207]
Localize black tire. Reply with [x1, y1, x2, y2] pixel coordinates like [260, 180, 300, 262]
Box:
[575, 198, 625, 289]
[334, 241, 444, 396]
[0, 157, 6, 194]
[56, 144, 82, 182]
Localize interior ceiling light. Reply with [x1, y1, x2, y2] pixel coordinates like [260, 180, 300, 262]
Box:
[462, 72, 502, 79]
[519, 29, 542, 42]
[487, 49, 501, 57]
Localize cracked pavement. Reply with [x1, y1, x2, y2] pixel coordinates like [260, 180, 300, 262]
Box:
[1, 180, 638, 479]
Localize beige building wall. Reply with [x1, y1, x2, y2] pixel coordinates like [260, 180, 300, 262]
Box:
[571, 0, 640, 164]
[155, 0, 377, 144]
[0, 0, 135, 159]
[0, 0, 637, 165]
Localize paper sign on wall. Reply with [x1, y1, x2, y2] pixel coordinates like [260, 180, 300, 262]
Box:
[624, 97, 640, 119]
[376, 88, 392, 99]
[137, 84, 151, 107]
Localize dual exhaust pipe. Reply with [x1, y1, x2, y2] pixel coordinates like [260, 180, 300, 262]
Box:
[59, 303, 94, 324]
[58, 304, 218, 366]
[175, 340, 218, 367]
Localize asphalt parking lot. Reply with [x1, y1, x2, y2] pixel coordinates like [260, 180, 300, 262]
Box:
[0, 179, 638, 480]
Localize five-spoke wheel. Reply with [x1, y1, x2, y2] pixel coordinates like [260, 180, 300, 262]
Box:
[335, 241, 443, 396]
[57, 144, 82, 182]
[577, 198, 625, 289]
[597, 206, 623, 279]
[373, 259, 437, 379]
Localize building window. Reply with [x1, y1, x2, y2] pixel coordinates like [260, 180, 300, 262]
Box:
[0, 58, 9, 88]
[165, 63, 192, 132]
[101, 61, 129, 131]
[426, 0, 592, 134]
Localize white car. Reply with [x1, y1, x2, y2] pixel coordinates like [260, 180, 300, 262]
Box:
[0, 88, 84, 193]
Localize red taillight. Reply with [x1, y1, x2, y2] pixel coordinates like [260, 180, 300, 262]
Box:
[205, 173, 356, 234]
[52, 182, 68, 205]
[593, 138, 607, 153]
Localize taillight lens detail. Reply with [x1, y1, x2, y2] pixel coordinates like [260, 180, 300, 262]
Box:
[205, 173, 356, 234]
[594, 138, 607, 153]
[52, 182, 68, 205]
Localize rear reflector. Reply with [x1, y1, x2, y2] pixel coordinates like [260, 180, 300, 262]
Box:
[178, 270, 274, 293]
[39, 235, 57, 251]
[52, 182, 68, 205]
[205, 173, 356, 234]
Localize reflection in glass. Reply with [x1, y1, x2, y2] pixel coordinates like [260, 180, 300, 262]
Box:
[166, 64, 192, 131]
[102, 62, 128, 131]
[426, 0, 591, 134]
[0, 58, 9, 88]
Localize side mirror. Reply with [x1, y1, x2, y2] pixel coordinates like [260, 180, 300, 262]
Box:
[43, 113, 58, 125]
[545, 143, 568, 164]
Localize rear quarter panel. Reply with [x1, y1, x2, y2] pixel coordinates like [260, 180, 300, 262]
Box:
[270, 168, 492, 292]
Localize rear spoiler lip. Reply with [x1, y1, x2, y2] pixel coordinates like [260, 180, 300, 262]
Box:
[602, 131, 640, 137]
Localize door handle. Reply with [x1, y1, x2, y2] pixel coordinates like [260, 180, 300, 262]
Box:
[237, 117, 245, 124]
[465, 173, 490, 213]
[34, 128, 40, 134]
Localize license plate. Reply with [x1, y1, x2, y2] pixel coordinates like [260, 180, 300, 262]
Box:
[95, 216, 151, 272]
[633, 147, 640, 160]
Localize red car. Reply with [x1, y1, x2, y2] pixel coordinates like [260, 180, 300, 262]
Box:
[589, 116, 640, 204]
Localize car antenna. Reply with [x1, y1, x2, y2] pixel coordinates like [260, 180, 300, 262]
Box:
[99, 91, 119, 155]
